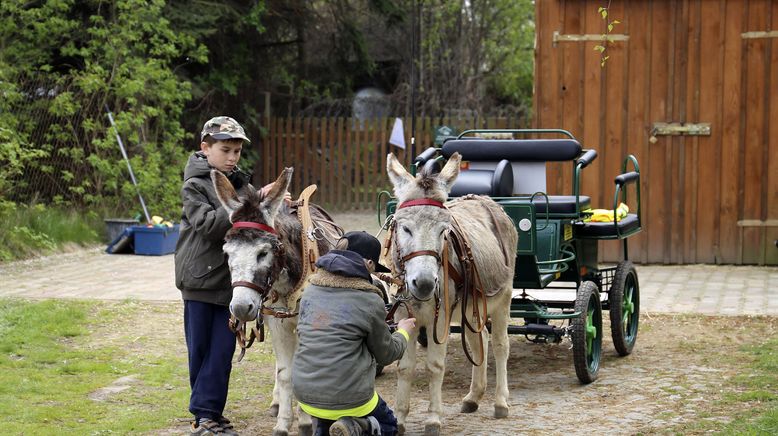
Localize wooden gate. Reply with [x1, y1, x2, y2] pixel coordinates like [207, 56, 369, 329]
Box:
[535, 0, 778, 265]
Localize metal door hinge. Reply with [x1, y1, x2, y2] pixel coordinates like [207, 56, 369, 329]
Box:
[741, 30, 778, 39]
[552, 30, 629, 46]
[650, 122, 711, 138]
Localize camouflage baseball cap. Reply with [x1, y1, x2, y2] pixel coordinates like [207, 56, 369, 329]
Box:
[200, 116, 251, 143]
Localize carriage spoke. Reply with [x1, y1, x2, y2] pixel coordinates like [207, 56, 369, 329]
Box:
[585, 311, 596, 354]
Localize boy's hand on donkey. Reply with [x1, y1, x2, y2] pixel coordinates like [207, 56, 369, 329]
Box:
[397, 317, 417, 334]
[259, 183, 292, 202]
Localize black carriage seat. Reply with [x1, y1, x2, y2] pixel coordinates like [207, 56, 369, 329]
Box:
[576, 170, 642, 239]
[576, 214, 640, 238]
[448, 159, 514, 197]
[441, 138, 582, 162]
[439, 138, 590, 214]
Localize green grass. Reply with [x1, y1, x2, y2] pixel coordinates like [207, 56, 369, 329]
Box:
[0, 202, 105, 261]
[672, 334, 778, 435]
[0, 298, 189, 434]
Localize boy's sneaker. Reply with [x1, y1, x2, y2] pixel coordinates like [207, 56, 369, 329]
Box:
[190, 416, 239, 435]
[328, 417, 369, 436]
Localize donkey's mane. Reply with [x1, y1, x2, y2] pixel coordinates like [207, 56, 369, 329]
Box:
[229, 188, 265, 226]
[414, 165, 447, 203]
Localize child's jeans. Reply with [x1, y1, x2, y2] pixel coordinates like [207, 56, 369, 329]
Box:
[184, 300, 236, 420]
[313, 396, 398, 436]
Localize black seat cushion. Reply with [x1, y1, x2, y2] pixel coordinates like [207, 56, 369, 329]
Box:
[576, 214, 641, 238]
[499, 196, 591, 215]
[442, 139, 582, 162]
[449, 159, 513, 197]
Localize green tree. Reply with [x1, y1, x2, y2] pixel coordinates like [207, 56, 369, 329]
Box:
[0, 0, 205, 217]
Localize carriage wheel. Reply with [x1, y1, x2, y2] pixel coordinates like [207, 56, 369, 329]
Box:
[571, 281, 602, 384]
[609, 261, 640, 356]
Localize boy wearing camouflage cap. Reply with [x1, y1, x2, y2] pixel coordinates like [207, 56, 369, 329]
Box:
[175, 116, 251, 435]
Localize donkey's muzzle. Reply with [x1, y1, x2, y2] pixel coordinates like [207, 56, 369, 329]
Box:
[230, 300, 259, 322]
[409, 275, 438, 301]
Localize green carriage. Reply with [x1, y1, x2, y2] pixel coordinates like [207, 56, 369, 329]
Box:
[380, 129, 642, 383]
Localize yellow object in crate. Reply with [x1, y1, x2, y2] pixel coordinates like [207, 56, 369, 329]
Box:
[151, 215, 174, 227]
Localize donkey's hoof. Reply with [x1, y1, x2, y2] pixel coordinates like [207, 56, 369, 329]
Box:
[424, 423, 441, 436]
[268, 404, 279, 417]
[460, 400, 479, 413]
[298, 424, 313, 436]
[271, 430, 288, 436]
[494, 405, 509, 418]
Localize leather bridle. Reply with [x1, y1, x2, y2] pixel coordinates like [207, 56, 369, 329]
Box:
[387, 197, 488, 366]
[229, 221, 284, 298]
[394, 198, 448, 269]
[226, 220, 286, 361]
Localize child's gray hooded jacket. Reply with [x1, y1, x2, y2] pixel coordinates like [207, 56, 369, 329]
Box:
[292, 250, 408, 410]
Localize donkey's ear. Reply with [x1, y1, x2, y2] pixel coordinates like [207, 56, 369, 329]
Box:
[438, 152, 462, 193]
[263, 167, 293, 217]
[387, 153, 414, 194]
[211, 170, 242, 217]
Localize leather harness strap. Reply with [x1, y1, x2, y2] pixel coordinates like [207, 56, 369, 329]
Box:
[447, 213, 487, 366]
[290, 184, 320, 306]
[229, 317, 263, 362]
[401, 250, 440, 263]
[230, 280, 267, 294]
[392, 196, 489, 366]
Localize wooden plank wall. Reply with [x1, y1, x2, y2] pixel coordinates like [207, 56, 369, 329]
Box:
[536, 0, 778, 265]
[259, 115, 527, 212]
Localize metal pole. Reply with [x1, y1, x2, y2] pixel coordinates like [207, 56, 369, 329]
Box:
[410, 0, 417, 157]
[105, 105, 152, 224]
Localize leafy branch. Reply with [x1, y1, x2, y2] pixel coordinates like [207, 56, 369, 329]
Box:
[594, 2, 620, 67]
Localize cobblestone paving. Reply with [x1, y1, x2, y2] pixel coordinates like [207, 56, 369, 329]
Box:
[2, 248, 775, 316]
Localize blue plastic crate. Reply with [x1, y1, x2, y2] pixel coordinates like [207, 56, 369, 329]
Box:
[132, 224, 179, 255]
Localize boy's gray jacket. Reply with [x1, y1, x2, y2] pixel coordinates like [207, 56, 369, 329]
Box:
[292, 251, 408, 411]
[174, 152, 250, 305]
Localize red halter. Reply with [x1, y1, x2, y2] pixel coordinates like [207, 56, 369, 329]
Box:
[232, 221, 277, 234]
[397, 198, 446, 209]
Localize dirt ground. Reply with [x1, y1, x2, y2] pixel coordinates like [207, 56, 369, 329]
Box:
[0, 209, 778, 435]
[108, 301, 777, 436]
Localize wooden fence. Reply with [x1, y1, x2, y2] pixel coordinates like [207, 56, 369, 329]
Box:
[258, 116, 527, 211]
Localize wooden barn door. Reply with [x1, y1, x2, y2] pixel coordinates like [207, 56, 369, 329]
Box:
[535, 0, 778, 265]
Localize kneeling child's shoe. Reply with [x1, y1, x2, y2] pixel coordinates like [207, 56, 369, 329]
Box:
[329, 417, 368, 436]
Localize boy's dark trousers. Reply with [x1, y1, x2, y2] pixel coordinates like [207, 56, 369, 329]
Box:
[313, 396, 398, 436]
[184, 300, 236, 420]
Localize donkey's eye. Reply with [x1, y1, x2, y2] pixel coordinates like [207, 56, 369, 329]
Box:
[257, 252, 267, 261]
[402, 225, 412, 236]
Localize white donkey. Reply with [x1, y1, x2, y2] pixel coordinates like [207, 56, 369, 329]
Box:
[386, 152, 518, 435]
[212, 168, 342, 436]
